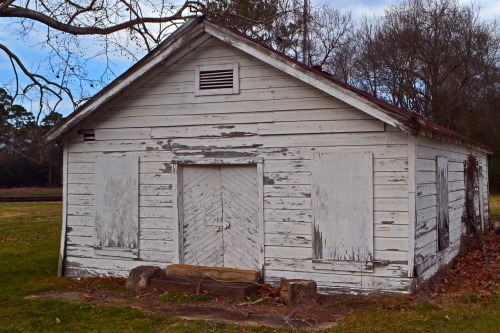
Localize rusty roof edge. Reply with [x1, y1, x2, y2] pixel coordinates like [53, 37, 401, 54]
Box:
[44, 16, 205, 143]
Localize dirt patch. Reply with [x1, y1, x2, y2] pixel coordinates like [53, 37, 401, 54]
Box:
[28, 233, 500, 329]
[29, 283, 348, 330]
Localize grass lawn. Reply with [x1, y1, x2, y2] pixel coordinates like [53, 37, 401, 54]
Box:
[490, 194, 500, 220]
[0, 202, 498, 332]
[0, 187, 62, 197]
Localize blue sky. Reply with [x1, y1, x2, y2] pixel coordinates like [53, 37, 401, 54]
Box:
[0, 0, 498, 117]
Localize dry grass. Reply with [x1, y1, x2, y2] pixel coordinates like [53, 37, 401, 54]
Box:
[0, 187, 62, 197]
[490, 194, 500, 220]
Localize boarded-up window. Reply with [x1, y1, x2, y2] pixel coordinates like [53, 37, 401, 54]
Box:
[436, 156, 449, 250]
[94, 156, 139, 257]
[312, 151, 374, 261]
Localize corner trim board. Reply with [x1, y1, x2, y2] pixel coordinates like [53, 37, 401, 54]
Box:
[58, 143, 69, 276]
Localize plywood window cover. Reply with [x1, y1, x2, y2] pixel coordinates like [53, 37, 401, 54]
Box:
[311, 152, 373, 272]
[436, 156, 450, 251]
[195, 63, 239, 96]
[94, 155, 139, 259]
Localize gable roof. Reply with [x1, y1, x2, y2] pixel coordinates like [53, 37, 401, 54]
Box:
[44, 16, 493, 154]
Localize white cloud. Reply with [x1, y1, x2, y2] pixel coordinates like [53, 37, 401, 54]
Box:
[316, 0, 500, 20]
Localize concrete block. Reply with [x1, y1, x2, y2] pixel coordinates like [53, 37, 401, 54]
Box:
[280, 279, 317, 305]
[126, 265, 163, 290]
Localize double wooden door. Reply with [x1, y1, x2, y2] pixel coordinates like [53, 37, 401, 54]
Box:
[182, 165, 259, 270]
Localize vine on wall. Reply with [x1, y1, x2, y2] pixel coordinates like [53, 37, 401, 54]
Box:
[462, 154, 489, 262]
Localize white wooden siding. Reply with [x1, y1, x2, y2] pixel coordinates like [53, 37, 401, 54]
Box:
[414, 134, 489, 282]
[63, 37, 414, 293]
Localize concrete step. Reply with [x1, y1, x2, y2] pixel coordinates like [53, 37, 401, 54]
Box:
[150, 276, 258, 301]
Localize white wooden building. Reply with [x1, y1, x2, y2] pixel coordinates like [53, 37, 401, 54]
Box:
[45, 17, 492, 294]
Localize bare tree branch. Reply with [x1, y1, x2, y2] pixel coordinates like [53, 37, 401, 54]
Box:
[0, 1, 202, 35]
[0, 43, 75, 106]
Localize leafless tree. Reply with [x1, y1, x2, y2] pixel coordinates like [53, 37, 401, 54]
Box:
[307, 6, 353, 73]
[0, 1, 211, 119]
[350, 0, 500, 135]
[0, 1, 301, 120]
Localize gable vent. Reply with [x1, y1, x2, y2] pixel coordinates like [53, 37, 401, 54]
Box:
[195, 63, 239, 96]
[79, 129, 95, 141]
[199, 69, 234, 90]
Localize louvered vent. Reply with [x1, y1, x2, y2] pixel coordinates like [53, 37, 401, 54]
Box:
[199, 69, 233, 90]
[195, 63, 239, 96]
[79, 129, 95, 141]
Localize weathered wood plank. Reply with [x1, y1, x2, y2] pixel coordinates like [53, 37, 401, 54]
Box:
[265, 221, 311, 235]
[416, 158, 436, 171]
[263, 173, 310, 185]
[264, 197, 311, 210]
[68, 173, 93, 184]
[140, 217, 173, 229]
[139, 207, 174, 218]
[374, 212, 409, 225]
[273, 108, 371, 122]
[139, 174, 172, 185]
[124, 86, 332, 108]
[263, 160, 309, 173]
[109, 97, 342, 119]
[416, 195, 436, 210]
[265, 258, 408, 277]
[448, 171, 463, 182]
[374, 172, 408, 185]
[265, 270, 412, 293]
[139, 195, 173, 207]
[417, 171, 436, 184]
[67, 205, 93, 216]
[68, 162, 94, 174]
[265, 234, 311, 247]
[374, 198, 408, 212]
[258, 120, 384, 135]
[95, 128, 152, 141]
[139, 184, 173, 196]
[417, 206, 437, 223]
[264, 185, 311, 198]
[140, 250, 174, 262]
[264, 209, 312, 222]
[67, 138, 408, 156]
[151, 124, 259, 139]
[374, 185, 408, 198]
[67, 215, 94, 227]
[139, 229, 174, 241]
[417, 183, 436, 196]
[140, 162, 173, 174]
